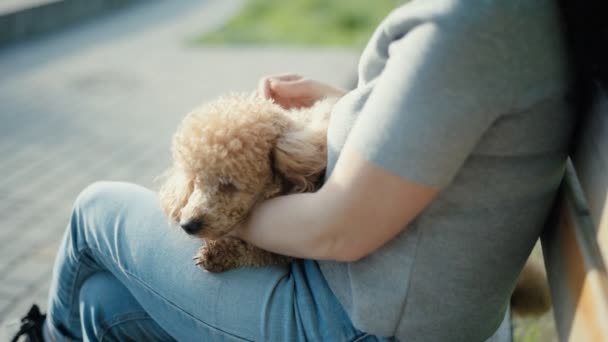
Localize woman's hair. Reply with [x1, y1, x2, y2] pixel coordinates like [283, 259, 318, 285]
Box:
[557, 0, 608, 146]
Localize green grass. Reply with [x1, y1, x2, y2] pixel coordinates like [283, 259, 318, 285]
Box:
[513, 313, 557, 342]
[513, 244, 558, 342]
[193, 0, 402, 47]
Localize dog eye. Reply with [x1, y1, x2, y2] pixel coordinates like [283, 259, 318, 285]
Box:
[218, 182, 238, 193]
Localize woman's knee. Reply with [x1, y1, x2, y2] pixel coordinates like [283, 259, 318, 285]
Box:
[74, 181, 141, 213]
[70, 181, 150, 247]
[73, 181, 147, 226]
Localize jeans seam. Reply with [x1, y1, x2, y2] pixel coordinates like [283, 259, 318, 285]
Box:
[351, 333, 371, 342]
[87, 246, 252, 341]
[67, 246, 91, 324]
[99, 314, 166, 342]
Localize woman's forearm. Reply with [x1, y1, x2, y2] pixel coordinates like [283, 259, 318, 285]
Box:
[236, 191, 343, 261]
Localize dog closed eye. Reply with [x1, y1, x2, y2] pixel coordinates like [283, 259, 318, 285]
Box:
[218, 181, 238, 194]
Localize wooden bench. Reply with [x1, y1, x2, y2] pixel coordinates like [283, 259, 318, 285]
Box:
[541, 85, 608, 341]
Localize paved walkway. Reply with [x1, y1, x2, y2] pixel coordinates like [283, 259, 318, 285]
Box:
[0, 0, 358, 330]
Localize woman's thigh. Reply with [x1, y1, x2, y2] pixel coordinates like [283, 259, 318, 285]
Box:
[69, 181, 364, 341]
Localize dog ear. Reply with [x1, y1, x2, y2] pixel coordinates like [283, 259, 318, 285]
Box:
[262, 176, 284, 200]
[272, 123, 327, 193]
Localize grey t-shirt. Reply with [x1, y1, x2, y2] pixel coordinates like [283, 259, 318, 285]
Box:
[319, 0, 573, 341]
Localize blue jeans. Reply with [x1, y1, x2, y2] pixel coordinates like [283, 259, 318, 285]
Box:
[44, 182, 386, 341]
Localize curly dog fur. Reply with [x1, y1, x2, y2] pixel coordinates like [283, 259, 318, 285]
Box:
[158, 92, 550, 316]
[159, 93, 334, 272]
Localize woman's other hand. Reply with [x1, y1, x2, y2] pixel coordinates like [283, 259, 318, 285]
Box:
[258, 73, 347, 109]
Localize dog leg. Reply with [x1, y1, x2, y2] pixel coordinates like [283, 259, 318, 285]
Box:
[194, 237, 292, 272]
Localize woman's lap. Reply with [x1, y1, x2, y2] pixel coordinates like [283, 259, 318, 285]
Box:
[46, 181, 369, 341]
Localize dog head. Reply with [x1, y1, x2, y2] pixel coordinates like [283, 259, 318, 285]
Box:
[159, 93, 327, 239]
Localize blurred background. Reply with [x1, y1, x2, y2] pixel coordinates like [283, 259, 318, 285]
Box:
[0, 0, 554, 340]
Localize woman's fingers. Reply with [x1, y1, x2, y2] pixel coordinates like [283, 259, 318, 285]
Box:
[258, 73, 304, 100]
[269, 78, 311, 97]
[271, 73, 303, 82]
[257, 73, 345, 109]
[258, 73, 303, 100]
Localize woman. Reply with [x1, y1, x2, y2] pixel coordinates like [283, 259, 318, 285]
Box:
[11, 0, 595, 341]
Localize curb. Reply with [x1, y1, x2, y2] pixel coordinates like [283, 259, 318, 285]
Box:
[0, 0, 140, 47]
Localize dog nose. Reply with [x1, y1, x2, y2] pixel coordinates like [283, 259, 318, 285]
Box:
[180, 219, 203, 235]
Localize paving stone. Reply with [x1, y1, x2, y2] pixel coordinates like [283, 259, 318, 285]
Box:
[0, 295, 14, 314]
[0, 281, 27, 299]
[1, 297, 40, 326]
[0, 316, 21, 342]
[0, 244, 23, 266]
[2, 256, 52, 284]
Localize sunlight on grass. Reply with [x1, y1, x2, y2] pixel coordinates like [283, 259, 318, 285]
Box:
[513, 312, 558, 342]
[513, 245, 558, 342]
[193, 0, 402, 47]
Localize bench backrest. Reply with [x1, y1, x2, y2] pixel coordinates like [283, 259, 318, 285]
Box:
[542, 86, 608, 341]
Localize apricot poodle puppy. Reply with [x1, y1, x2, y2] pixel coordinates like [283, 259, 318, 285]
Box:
[159, 93, 335, 272]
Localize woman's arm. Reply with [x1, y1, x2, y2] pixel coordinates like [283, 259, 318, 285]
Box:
[235, 144, 438, 262]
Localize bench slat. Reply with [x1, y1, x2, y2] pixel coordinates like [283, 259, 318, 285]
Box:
[571, 89, 608, 269]
[542, 161, 608, 341]
[542, 84, 608, 341]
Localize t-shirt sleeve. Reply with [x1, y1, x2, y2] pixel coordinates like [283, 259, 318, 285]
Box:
[347, 19, 517, 189]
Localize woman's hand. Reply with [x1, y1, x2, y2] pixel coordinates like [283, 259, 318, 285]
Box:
[258, 73, 347, 109]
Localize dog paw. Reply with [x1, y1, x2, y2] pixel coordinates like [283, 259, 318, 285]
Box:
[194, 242, 233, 273]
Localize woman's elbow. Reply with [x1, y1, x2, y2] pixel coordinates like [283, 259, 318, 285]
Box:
[322, 234, 372, 262]
[310, 193, 376, 262]
[321, 216, 403, 262]
[334, 249, 367, 262]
